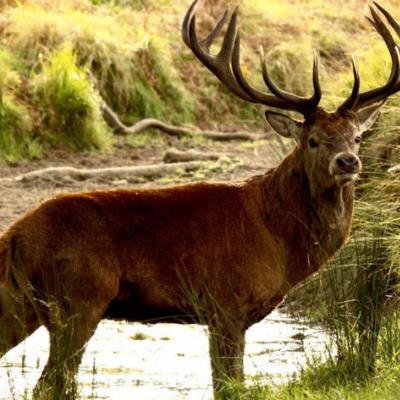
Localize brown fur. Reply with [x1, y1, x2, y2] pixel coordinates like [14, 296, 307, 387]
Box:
[0, 110, 369, 398]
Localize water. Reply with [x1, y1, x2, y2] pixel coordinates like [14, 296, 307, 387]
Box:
[0, 309, 331, 399]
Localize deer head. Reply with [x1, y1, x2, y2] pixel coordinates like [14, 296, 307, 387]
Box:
[182, 1, 400, 196]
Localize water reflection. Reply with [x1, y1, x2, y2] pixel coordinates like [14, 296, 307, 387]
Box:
[0, 309, 330, 400]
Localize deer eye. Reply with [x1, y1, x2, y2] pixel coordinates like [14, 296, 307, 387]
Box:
[355, 136, 361, 144]
[308, 138, 319, 148]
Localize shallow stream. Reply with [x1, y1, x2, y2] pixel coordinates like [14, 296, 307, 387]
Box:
[0, 309, 331, 399]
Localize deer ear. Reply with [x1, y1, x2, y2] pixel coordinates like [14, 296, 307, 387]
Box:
[357, 101, 384, 133]
[265, 111, 303, 140]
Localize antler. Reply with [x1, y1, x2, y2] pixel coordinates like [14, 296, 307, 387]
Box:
[338, 3, 400, 112]
[182, 0, 322, 116]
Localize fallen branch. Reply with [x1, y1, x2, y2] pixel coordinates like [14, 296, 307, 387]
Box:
[101, 102, 255, 141]
[163, 149, 222, 163]
[7, 162, 210, 183]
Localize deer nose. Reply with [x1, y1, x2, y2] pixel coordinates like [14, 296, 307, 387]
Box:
[336, 153, 360, 172]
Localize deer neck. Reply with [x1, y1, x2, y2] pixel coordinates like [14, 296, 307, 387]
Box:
[259, 146, 354, 287]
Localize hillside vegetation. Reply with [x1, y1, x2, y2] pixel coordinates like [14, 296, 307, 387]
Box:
[0, 0, 397, 162]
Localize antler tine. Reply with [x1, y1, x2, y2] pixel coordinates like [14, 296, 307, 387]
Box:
[182, 0, 198, 47]
[338, 56, 360, 112]
[182, 1, 258, 103]
[260, 47, 290, 99]
[230, 34, 322, 113]
[201, 7, 229, 52]
[259, 47, 321, 112]
[366, 16, 377, 30]
[218, 6, 239, 62]
[342, 4, 400, 111]
[182, 0, 322, 116]
[312, 50, 322, 104]
[230, 34, 292, 110]
[373, 2, 400, 38]
[369, 5, 398, 82]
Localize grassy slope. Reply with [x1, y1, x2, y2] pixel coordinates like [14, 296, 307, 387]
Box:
[247, 364, 400, 400]
[0, 0, 398, 161]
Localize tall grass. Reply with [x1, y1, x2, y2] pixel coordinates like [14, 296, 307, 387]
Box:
[286, 96, 400, 390]
[0, 0, 203, 161]
[33, 46, 112, 151]
[0, 47, 40, 162]
[0, 95, 40, 163]
[234, 198, 399, 400]
[0, 2, 195, 120]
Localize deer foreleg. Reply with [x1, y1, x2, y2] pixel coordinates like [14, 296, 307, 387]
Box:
[208, 321, 246, 399]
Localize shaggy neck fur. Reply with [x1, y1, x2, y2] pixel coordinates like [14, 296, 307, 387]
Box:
[258, 145, 354, 289]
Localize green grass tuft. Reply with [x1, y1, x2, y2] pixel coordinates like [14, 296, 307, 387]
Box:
[0, 94, 40, 163]
[33, 45, 112, 151]
[0, 49, 39, 163]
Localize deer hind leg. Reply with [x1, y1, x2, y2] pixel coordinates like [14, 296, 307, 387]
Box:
[34, 313, 98, 399]
[208, 320, 246, 399]
[32, 256, 120, 399]
[33, 297, 112, 400]
[0, 287, 41, 358]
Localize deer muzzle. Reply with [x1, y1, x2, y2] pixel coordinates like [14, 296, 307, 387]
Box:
[329, 152, 361, 184]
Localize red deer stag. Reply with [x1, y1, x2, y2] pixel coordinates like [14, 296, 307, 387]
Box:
[0, 1, 399, 398]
